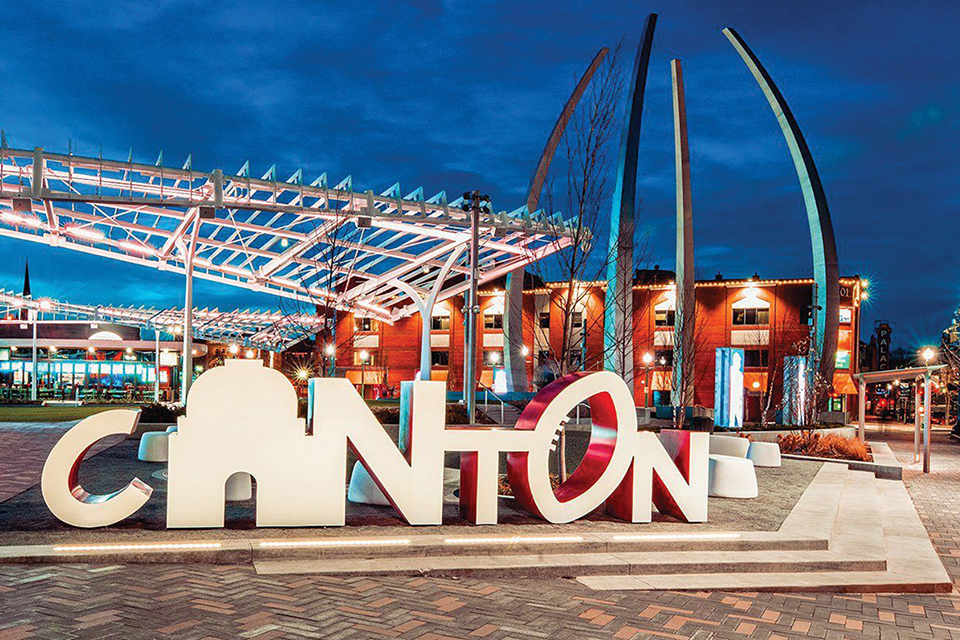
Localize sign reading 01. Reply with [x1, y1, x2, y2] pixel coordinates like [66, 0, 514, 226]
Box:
[41, 361, 709, 528]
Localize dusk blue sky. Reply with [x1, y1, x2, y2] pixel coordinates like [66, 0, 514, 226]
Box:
[0, 1, 956, 350]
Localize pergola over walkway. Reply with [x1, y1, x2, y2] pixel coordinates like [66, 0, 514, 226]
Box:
[855, 365, 946, 473]
[0, 147, 578, 322]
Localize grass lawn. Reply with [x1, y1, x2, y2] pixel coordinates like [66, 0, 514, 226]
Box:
[0, 405, 138, 423]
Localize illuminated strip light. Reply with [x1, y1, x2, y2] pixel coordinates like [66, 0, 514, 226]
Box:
[54, 542, 222, 552]
[118, 241, 157, 256]
[66, 226, 106, 241]
[611, 533, 742, 542]
[443, 535, 584, 545]
[258, 538, 411, 549]
[1, 211, 43, 228]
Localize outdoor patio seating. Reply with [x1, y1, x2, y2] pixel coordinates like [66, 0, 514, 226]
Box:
[708, 453, 758, 498]
[137, 431, 168, 463]
[709, 434, 750, 458]
[747, 441, 782, 467]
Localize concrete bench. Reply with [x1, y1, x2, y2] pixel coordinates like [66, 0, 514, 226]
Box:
[708, 454, 758, 499]
[137, 431, 169, 463]
[747, 441, 782, 468]
[709, 434, 750, 458]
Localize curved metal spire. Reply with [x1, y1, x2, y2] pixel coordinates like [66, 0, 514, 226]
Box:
[504, 47, 611, 393]
[603, 13, 658, 386]
[723, 27, 840, 385]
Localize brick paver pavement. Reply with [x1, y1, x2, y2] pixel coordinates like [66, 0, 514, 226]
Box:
[2, 427, 960, 639]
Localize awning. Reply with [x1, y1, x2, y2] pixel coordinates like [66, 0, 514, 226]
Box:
[833, 372, 858, 395]
[743, 372, 769, 392]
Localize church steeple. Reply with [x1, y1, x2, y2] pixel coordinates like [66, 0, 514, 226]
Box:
[22, 258, 31, 298]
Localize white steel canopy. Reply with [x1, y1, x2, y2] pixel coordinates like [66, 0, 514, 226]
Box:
[0, 147, 578, 322]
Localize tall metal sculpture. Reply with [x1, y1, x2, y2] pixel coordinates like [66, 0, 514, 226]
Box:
[671, 59, 696, 409]
[504, 47, 610, 393]
[723, 27, 840, 387]
[603, 13, 658, 388]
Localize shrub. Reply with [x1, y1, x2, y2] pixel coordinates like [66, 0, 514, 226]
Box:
[138, 402, 185, 424]
[777, 430, 871, 462]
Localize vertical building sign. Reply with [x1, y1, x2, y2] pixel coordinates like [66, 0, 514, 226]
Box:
[876, 323, 891, 371]
[714, 348, 744, 429]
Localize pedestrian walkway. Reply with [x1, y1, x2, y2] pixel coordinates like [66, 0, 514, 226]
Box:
[1, 430, 960, 638]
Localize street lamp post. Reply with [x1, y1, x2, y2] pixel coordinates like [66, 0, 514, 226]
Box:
[642, 352, 654, 408]
[30, 307, 38, 401]
[460, 190, 489, 424]
[359, 349, 369, 399]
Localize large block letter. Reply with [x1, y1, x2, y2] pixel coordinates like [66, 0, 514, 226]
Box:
[42, 410, 153, 528]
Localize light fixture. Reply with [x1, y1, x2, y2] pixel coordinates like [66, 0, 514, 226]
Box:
[54, 542, 221, 552]
[38, 299, 52, 311]
[295, 368, 311, 381]
[48, 346, 57, 353]
[359, 349, 369, 363]
[752, 381, 760, 390]
[324, 343, 335, 356]
[521, 345, 530, 357]
[259, 538, 410, 549]
[245, 349, 255, 359]
[922, 348, 935, 363]
[228, 344, 239, 355]
[488, 351, 501, 365]
[191, 348, 198, 356]
[125, 347, 133, 354]
[443, 535, 584, 545]
[642, 352, 654, 366]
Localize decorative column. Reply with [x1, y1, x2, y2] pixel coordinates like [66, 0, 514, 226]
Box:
[603, 13, 658, 390]
[504, 47, 610, 394]
[723, 27, 839, 388]
[671, 59, 696, 409]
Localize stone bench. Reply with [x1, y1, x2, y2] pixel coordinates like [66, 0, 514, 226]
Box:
[747, 441, 782, 468]
[708, 454, 758, 499]
[137, 431, 169, 462]
[709, 434, 750, 458]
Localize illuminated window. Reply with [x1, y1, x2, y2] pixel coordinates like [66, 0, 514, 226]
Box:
[571, 311, 584, 329]
[430, 350, 449, 366]
[354, 317, 376, 332]
[655, 309, 675, 326]
[430, 315, 450, 331]
[483, 313, 503, 330]
[353, 350, 376, 366]
[839, 307, 852, 323]
[732, 308, 769, 326]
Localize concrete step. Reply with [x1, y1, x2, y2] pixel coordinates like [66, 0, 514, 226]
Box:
[253, 548, 883, 579]
[577, 465, 952, 594]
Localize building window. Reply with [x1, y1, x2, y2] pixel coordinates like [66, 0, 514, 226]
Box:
[538, 312, 550, 329]
[655, 309, 676, 327]
[431, 350, 449, 366]
[568, 350, 583, 368]
[744, 349, 770, 368]
[732, 308, 769, 326]
[655, 349, 673, 367]
[571, 311, 584, 329]
[537, 349, 552, 364]
[839, 307, 852, 324]
[354, 317, 375, 332]
[430, 315, 450, 331]
[483, 313, 503, 330]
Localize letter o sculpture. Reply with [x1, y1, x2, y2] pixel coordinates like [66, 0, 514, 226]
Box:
[506, 371, 637, 523]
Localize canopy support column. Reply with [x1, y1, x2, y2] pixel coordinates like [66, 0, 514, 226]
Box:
[923, 371, 932, 474]
[857, 379, 865, 442]
[393, 245, 466, 382]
